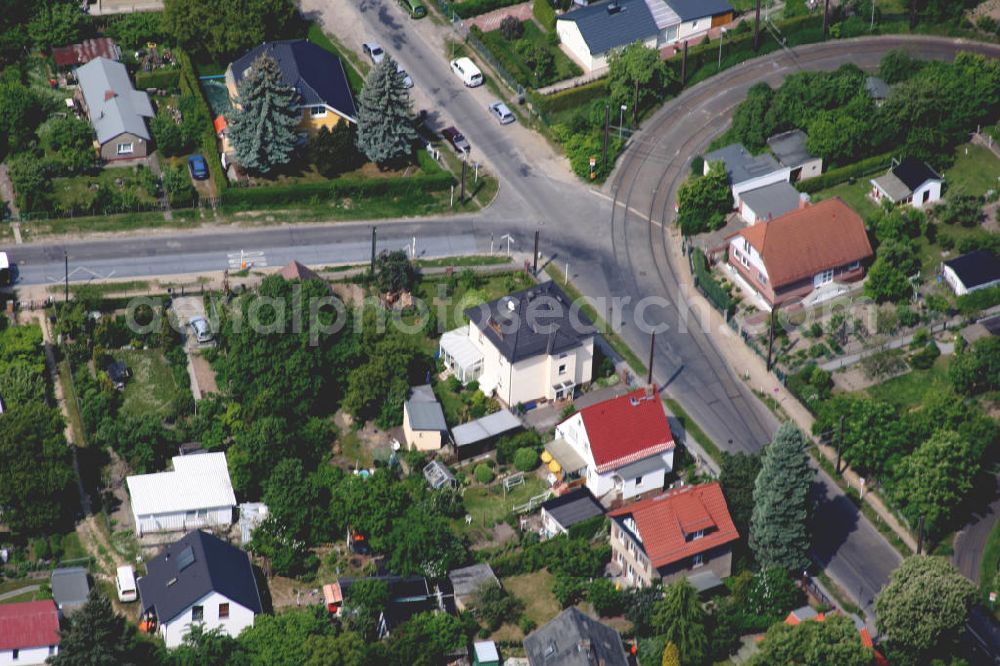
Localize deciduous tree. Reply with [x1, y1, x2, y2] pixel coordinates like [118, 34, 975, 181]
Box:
[27, 0, 84, 51]
[228, 54, 301, 174]
[748, 614, 874, 666]
[730, 82, 775, 152]
[607, 42, 673, 122]
[356, 54, 417, 166]
[750, 422, 813, 571]
[309, 123, 363, 177]
[163, 0, 298, 61]
[864, 256, 911, 303]
[677, 161, 732, 235]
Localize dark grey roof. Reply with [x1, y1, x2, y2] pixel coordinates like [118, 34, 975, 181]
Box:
[465, 281, 595, 365]
[703, 143, 784, 185]
[138, 530, 262, 624]
[558, 0, 658, 55]
[524, 607, 628, 666]
[50, 567, 89, 610]
[540, 488, 605, 530]
[865, 76, 890, 100]
[405, 385, 447, 432]
[766, 129, 814, 168]
[739, 181, 802, 220]
[230, 39, 356, 120]
[892, 157, 941, 191]
[448, 563, 499, 600]
[945, 250, 1000, 290]
[666, 0, 733, 21]
[76, 57, 154, 143]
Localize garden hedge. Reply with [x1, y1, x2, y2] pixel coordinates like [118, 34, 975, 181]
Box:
[176, 49, 227, 193]
[220, 172, 455, 209]
[533, 0, 556, 30]
[452, 0, 522, 19]
[795, 151, 894, 194]
[533, 79, 608, 115]
[134, 68, 181, 91]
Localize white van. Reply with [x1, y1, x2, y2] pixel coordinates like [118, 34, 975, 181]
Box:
[450, 57, 483, 87]
[116, 565, 137, 602]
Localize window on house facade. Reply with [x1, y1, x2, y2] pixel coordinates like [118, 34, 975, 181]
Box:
[192, 605, 204, 622]
[12, 649, 19, 660]
[49, 646, 56, 656]
[743, 239, 750, 253]
[219, 603, 230, 619]
[309, 106, 327, 117]
[692, 553, 704, 568]
[558, 363, 566, 375]
[847, 260, 860, 270]
[817, 269, 834, 285]
[757, 271, 767, 285]
[635, 475, 643, 486]
[117, 142, 134, 155]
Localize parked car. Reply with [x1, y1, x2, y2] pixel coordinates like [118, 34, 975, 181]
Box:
[362, 42, 385, 64]
[399, 0, 427, 17]
[488, 101, 515, 125]
[450, 57, 483, 87]
[116, 565, 137, 603]
[187, 154, 209, 180]
[189, 316, 213, 343]
[397, 64, 414, 89]
[441, 127, 470, 154]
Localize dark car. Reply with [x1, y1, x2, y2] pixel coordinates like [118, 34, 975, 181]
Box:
[441, 127, 470, 154]
[187, 154, 209, 180]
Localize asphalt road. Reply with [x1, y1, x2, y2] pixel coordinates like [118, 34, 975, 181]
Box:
[7, 15, 1000, 625]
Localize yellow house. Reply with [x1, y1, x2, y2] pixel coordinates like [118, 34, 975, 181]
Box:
[402, 385, 448, 452]
[224, 39, 357, 137]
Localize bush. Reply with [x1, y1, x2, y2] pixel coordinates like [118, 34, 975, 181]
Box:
[533, 79, 609, 115]
[221, 173, 454, 209]
[910, 341, 940, 370]
[474, 463, 494, 484]
[162, 164, 196, 207]
[796, 151, 895, 194]
[519, 616, 536, 634]
[588, 578, 623, 617]
[533, 0, 556, 30]
[513, 447, 539, 472]
[691, 248, 735, 317]
[957, 284, 1000, 315]
[134, 69, 181, 91]
[452, 0, 522, 18]
[499, 15, 524, 41]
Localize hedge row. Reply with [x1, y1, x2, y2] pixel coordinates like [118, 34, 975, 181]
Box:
[176, 49, 227, 193]
[533, 79, 608, 115]
[691, 248, 735, 317]
[958, 284, 1000, 315]
[533, 0, 556, 30]
[220, 172, 455, 209]
[795, 151, 894, 194]
[452, 0, 522, 19]
[135, 68, 181, 91]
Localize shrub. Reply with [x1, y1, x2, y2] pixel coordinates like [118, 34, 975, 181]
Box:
[499, 16, 524, 41]
[221, 173, 454, 209]
[796, 152, 895, 194]
[533, 0, 556, 30]
[957, 284, 1000, 315]
[162, 164, 196, 207]
[910, 341, 940, 370]
[513, 447, 538, 472]
[533, 79, 609, 115]
[589, 578, 623, 616]
[519, 616, 536, 634]
[452, 0, 522, 18]
[474, 463, 494, 484]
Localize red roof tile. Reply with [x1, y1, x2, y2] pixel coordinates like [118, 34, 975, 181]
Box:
[574, 388, 674, 473]
[737, 198, 873, 289]
[0, 600, 60, 650]
[608, 482, 739, 569]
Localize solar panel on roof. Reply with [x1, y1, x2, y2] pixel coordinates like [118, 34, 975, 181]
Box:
[176, 545, 195, 572]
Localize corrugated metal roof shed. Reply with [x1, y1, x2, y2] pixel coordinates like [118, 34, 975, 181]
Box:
[127, 452, 236, 516]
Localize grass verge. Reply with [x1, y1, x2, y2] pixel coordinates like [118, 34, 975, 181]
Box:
[980, 518, 1000, 616]
[815, 570, 863, 617]
[58, 359, 86, 447]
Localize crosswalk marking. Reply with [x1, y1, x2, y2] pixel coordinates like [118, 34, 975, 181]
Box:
[227, 251, 267, 269]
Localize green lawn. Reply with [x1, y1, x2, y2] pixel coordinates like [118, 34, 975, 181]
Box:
[457, 474, 549, 534]
[51, 166, 160, 216]
[338, 429, 373, 468]
[980, 518, 1000, 617]
[493, 570, 561, 641]
[810, 179, 881, 222]
[943, 143, 1000, 198]
[413, 271, 534, 336]
[865, 354, 952, 410]
[473, 21, 582, 89]
[0, 588, 52, 605]
[113, 349, 182, 419]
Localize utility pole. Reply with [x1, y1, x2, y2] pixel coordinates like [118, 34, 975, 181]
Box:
[64, 251, 69, 303]
[681, 41, 688, 87]
[647, 332, 655, 386]
[835, 414, 845, 474]
[753, 0, 762, 52]
[370, 227, 377, 275]
[602, 105, 610, 169]
[532, 230, 539, 275]
[822, 0, 830, 38]
[916, 515, 925, 554]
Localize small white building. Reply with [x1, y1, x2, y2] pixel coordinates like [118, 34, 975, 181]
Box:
[126, 452, 236, 536]
[402, 385, 448, 452]
[738, 181, 806, 226]
[546, 388, 675, 503]
[870, 157, 942, 208]
[0, 600, 60, 665]
[703, 143, 791, 209]
[539, 487, 606, 539]
[445, 282, 595, 407]
[943, 250, 1000, 296]
[138, 530, 262, 648]
[767, 130, 823, 182]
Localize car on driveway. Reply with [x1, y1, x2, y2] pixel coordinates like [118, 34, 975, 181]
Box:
[450, 57, 483, 87]
[488, 101, 515, 125]
[187, 154, 209, 180]
[189, 316, 213, 343]
[441, 127, 470, 154]
[397, 64, 413, 89]
[399, 0, 427, 17]
[362, 42, 385, 64]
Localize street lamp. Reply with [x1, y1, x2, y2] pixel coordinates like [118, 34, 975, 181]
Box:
[717, 27, 727, 70]
[619, 104, 627, 139]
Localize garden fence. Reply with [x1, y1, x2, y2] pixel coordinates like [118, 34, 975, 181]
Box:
[465, 30, 524, 98]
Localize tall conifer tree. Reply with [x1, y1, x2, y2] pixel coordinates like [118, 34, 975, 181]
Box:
[356, 54, 417, 166]
[228, 54, 300, 174]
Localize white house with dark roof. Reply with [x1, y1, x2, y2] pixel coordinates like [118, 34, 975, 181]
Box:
[767, 129, 822, 181]
[703, 143, 791, 209]
[870, 157, 942, 208]
[943, 250, 1000, 296]
[75, 57, 154, 161]
[540, 487, 606, 538]
[443, 282, 595, 407]
[138, 530, 262, 648]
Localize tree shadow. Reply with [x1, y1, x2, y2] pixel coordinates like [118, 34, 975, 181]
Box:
[809, 479, 861, 570]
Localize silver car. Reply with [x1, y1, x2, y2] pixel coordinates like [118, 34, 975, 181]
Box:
[397, 64, 413, 89]
[488, 101, 515, 125]
[362, 42, 384, 64]
[189, 316, 213, 343]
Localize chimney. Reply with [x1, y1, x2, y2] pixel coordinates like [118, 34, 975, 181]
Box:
[644, 384, 654, 399]
[104, 89, 117, 101]
[607, 1, 621, 14]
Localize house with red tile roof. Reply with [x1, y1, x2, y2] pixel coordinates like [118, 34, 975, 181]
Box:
[726, 198, 874, 310]
[606, 482, 739, 587]
[545, 388, 675, 503]
[0, 600, 60, 665]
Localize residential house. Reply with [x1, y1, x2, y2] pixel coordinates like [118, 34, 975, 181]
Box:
[402, 385, 448, 451]
[767, 129, 822, 181]
[126, 452, 236, 536]
[225, 39, 357, 140]
[870, 157, 943, 208]
[864, 76, 890, 107]
[452, 408, 523, 460]
[524, 606, 628, 666]
[943, 250, 1000, 296]
[53, 38, 119, 69]
[703, 143, 791, 209]
[447, 563, 500, 612]
[50, 567, 89, 616]
[539, 487, 606, 539]
[75, 57, 155, 161]
[445, 281, 596, 407]
[607, 481, 739, 588]
[556, 0, 732, 73]
[737, 180, 807, 226]
[546, 387, 675, 503]
[727, 198, 874, 309]
[138, 530, 262, 648]
[0, 600, 60, 665]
